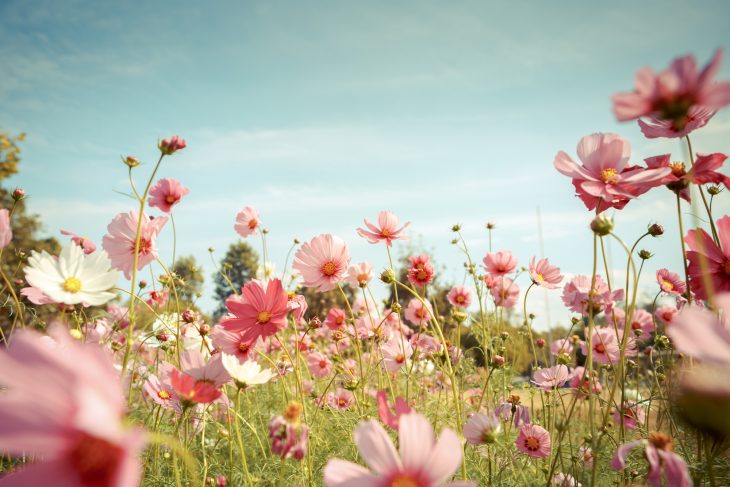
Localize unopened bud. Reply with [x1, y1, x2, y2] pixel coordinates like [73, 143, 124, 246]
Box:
[122, 155, 140, 168]
[707, 185, 721, 196]
[181, 309, 196, 323]
[391, 302, 402, 314]
[11, 187, 25, 200]
[491, 354, 505, 367]
[380, 268, 396, 284]
[451, 224, 461, 232]
[590, 214, 614, 236]
[648, 223, 664, 237]
[638, 249, 653, 260]
[138, 280, 147, 289]
[536, 338, 545, 348]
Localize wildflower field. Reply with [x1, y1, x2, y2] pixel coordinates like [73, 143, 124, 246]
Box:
[3, 10, 730, 487]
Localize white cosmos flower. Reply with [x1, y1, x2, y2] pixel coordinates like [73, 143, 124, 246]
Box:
[24, 244, 119, 306]
[221, 353, 274, 389]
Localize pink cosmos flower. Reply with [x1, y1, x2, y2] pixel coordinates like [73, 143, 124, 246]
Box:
[656, 304, 679, 326]
[102, 210, 168, 279]
[645, 152, 730, 202]
[148, 178, 189, 213]
[550, 338, 573, 356]
[381, 337, 413, 373]
[307, 351, 332, 378]
[483, 250, 517, 276]
[578, 445, 593, 469]
[581, 327, 621, 365]
[496, 396, 531, 426]
[159, 135, 186, 155]
[667, 293, 730, 365]
[569, 366, 603, 398]
[220, 278, 289, 344]
[684, 215, 730, 300]
[269, 407, 309, 461]
[612, 432, 692, 487]
[656, 268, 686, 296]
[551, 473, 581, 487]
[145, 289, 168, 308]
[447, 286, 472, 308]
[607, 307, 654, 340]
[0, 208, 11, 249]
[345, 262, 373, 288]
[328, 388, 355, 411]
[554, 133, 670, 211]
[612, 401, 646, 430]
[463, 412, 501, 445]
[323, 412, 474, 487]
[60, 229, 96, 254]
[531, 365, 570, 390]
[490, 277, 520, 308]
[407, 254, 435, 286]
[233, 206, 260, 238]
[169, 368, 222, 407]
[356, 210, 410, 246]
[293, 234, 350, 292]
[143, 374, 180, 413]
[562, 275, 623, 314]
[0, 327, 146, 486]
[286, 293, 308, 323]
[515, 424, 551, 459]
[324, 307, 347, 330]
[529, 257, 563, 289]
[404, 298, 433, 327]
[612, 49, 730, 138]
[376, 391, 411, 430]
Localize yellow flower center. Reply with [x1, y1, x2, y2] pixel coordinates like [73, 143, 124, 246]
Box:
[456, 295, 465, 303]
[536, 273, 545, 281]
[390, 475, 419, 487]
[600, 168, 619, 184]
[165, 195, 177, 204]
[663, 280, 673, 291]
[381, 228, 391, 237]
[322, 261, 337, 277]
[63, 277, 82, 293]
[158, 390, 171, 400]
[670, 162, 686, 177]
[257, 310, 272, 324]
[248, 218, 258, 230]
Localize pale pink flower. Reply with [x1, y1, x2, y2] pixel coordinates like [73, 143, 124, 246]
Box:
[143, 374, 180, 413]
[612, 433, 692, 487]
[447, 286, 472, 308]
[0, 208, 11, 249]
[307, 351, 332, 378]
[656, 304, 679, 325]
[356, 210, 410, 246]
[286, 293, 308, 323]
[411, 333, 443, 356]
[515, 424, 551, 459]
[667, 293, 730, 365]
[684, 215, 730, 300]
[550, 338, 573, 356]
[656, 268, 686, 296]
[376, 391, 411, 430]
[554, 133, 669, 211]
[562, 275, 623, 314]
[148, 178, 189, 213]
[578, 445, 593, 469]
[102, 210, 167, 279]
[324, 307, 347, 330]
[483, 250, 517, 276]
[607, 307, 655, 340]
[496, 397, 531, 426]
[529, 257, 563, 289]
[612, 49, 730, 138]
[404, 298, 433, 327]
[463, 412, 501, 445]
[551, 473, 581, 487]
[381, 337, 413, 373]
[328, 388, 355, 411]
[407, 254, 435, 286]
[490, 277, 520, 308]
[220, 278, 289, 344]
[233, 206, 260, 238]
[158, 135, 186, 155]
[60, 229, 96, 254]
[612, 401, 645, 430]
[569, 366, 603, 398]
[531, 365, 570, 390]
[0, 327, 146, 486]
[269, 411, 309, 461]
[293, 234, 350, 292]
[580, 327, 622, 365]
[345, 262, 373, 288]
[323, 412, 473, 487]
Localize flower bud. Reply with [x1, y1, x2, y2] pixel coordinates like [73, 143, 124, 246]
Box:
[181, 309, 197, 323]
[390, 302, 402, 314]
[158, 135, 187, 155]
[648, 223, 664, 237]
[536, 338, 545, 348]
[500, 331, 510, 340]
[11, 187, 25, 200]
[452, 309, 468, 323]
[138, 280, 147, 289]
[638, 249, 653, 260]
[451, 224, 461, 232]
[122, 155, 140, 168]
[486, 222, 496, 230]
[557, 352, 571, 365]
[707, 185, 721, 196]
[380, 268, 396, 284]
[590, 214, 614, 236]
[491, 355, 505, 367]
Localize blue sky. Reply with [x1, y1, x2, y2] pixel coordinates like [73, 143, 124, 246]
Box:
[1, 0, 729, 329]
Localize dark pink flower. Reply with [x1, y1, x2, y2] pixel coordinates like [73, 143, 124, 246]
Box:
[645, 152, 730, 202]
[159, 135, 186, 155]
[148, 178, 189, 213]
[613, 49, 730, 138]
[656, 268, 686, 296]
[356, 210, 410, 247]
[221, 278, 289, 344]
[515, 424, 551, 459]
[407, 254, 435, 286]
[684, 215, 730, 300]
[376, 390, 411, 430]
[324, 307, 346, 330]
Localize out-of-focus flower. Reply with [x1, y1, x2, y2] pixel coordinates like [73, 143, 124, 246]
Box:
[102, 210, 167, 279]
[345, 262, 373, 288]
[483, 250, 517, 276]
[269, 401, 309, 461]
[293, 234, 350, 292]
[60, 228, 96, 254]
[323, 412, 473, 487]
[531, 365, 570, 390]
[447, 286, 472, 308]
[376, 390, 411, 430]
[324, 307, 347, 330]
[463, 412, 501, 446]
[490, 277, 520, 308]
[551, 473, 581, 487]
[233, 207, 260, 238]
[0, 208, 11, 249]
[356, 210, 410, 246]
[404, 298, 433, 327]
[667, 293, 730, 364]
[148, 178, 189, 213]
[612, 432, 692, 487]
[221, 354, 273, 390]
[550, 338, 573, 356]
[645, 153, 730, 202]
[381, 337, 413, 373]
[306, 351, 332, 378]
[562, 275, 623, 314]
[684, 216, 730, 300]
[612, 401, 646, 430]
[24, 244, 119, 306]
[159, 135, 186, 155]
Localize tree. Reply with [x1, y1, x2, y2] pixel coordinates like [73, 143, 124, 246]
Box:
[212, 241, 259, 318]
[171, 255, 204, 306]
[0, 132, 61, 333]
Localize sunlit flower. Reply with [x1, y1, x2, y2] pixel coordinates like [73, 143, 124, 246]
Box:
[515, 424, 551, 459]
[60, 228, 96, 254]
[645, 152, 730, 202]
[345, 261, 373, 288]
[407, 254, 435, 286]
[684, 215, 730, 300]
[405, 298, 433, 327]
[102, 210, 167, 279]
[381, 336, 413, 373]
[490, 277, 520, 308]
[148, 178, 189, 213]
[612, 432, 691, 487]
[293, 234, 350, 292]
[220, 278, 289, 344]
[221, 354, 274, 390]
[356, 210, 410, 246]
[307, 351, 332, 378]
[447, 286, 472, 308]
[529, 257, 563, 289]
[324, 307, 347, 330]
[234, 206, 260, 238]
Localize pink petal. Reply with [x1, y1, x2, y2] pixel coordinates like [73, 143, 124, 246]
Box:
[353, 420, 401, 476]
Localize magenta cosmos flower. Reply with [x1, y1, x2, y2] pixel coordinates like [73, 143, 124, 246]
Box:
[667, 293, 730, 365]
[554, 133, 670, 211]
[323, 412, 474, 487]
[612, 432, 691, 487]
[529, 257, 563, 289]
[233, 206, 260, 238]
[376, 391, 411, 430]
[645, 152, 730, 202]
[357, 210, 410, 246]
[447, 286, 472, 308]
[515, 424, 551, 459]
[220, 278, 289, 344]
[407, 254, 435, 286]
[656, 268, 686, 296]
[148, 178, 189, 213]
[293, 234, 350, 292]
[684, 215, 730, 300]
[102, 210, 167, 279]
[0, 327, 146, 486]
[158, 135, 186, 155]
[613, 49, 730, 139]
